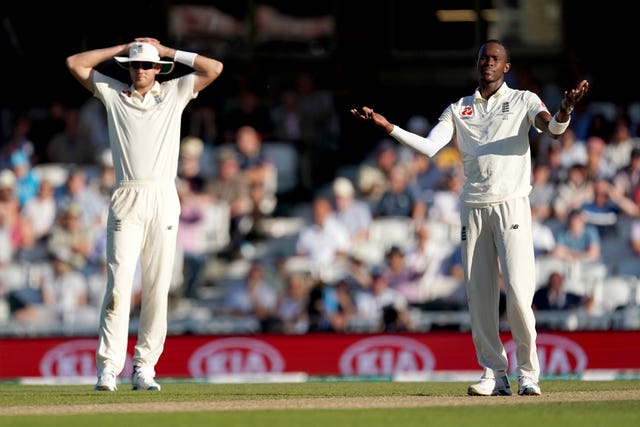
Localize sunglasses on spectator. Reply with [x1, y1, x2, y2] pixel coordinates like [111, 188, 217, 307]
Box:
[129, 61, 157, 70]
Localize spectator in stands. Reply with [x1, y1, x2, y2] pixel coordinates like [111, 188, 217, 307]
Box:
[552, 208, 601, 262]
[322, 278, 358, 332]
[380, 245, 424, 305]
[331, 176, 372, 244]
[0, 114, 36, 169]
[205, 148, 252, 259]
[585, 135, 615, 181]
[373, 164, 426, 223]
[275, 272, 311, 334]
[20, 178, 57, 262]
[613, 147, 640, 201]
[0, 169, 34, 259]
[428, 167, 463, 228]
[295, 196, 351, 268]
[178, 136, 207, 194]
[558, 126, 588, 170]
[176, 178, 229, 299]
[90, 149, 116, 204]
[233, 125, 277, 224]
[46, 202, 97, 272]
[9, 151, 40, 208]
[55, 167, 107, 234]
[532, 271, 585, 311]
[354, 270, 411, 332]
[553, 163, 594, 223]
[270, 89, 302, 144]
[529, 162, 557, 224]
[408, 150, 443, 207]
[581, 177, 640, 239]
[604, 115, 638, 173]
[357, 139, 397, 205]
[225, 262, 280, 332]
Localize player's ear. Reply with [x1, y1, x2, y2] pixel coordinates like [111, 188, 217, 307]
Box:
[504, 62, 511, 73]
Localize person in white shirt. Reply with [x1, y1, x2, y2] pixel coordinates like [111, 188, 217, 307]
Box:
[67, 37, 223, 392]
[351, 39, 589, 397]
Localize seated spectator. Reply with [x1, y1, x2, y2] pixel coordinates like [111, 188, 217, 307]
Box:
[225, 262, 280, 332]
[205, 148, 252, 259]
[10, 150, 40, 208]
[354, 270, 412, 332]
[176, 179, 230, 299]
[552, 208, 601, 263]
[380, 245, 424, 305]
[295, 196, 351, 269]
[553, 163, 593, 223]
[47, 202, 97, 272]
[373, 164, 426, 223]
[529, 162, 557, 223]
[331, 176, 372, 244]
[581, 177, 639, 239]
[20, 178, 57, 262]
[233, 126, 278, 237]
[532, 271, 586, 311]
[428, 168, 463, 228]
[178, 136, 208, 194]
[275, 272, 311, 334]
[322, 279, 358, 332]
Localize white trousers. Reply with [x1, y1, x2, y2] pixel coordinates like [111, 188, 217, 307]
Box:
[96, 181, 180, 375]
[460, 197, 540, 381]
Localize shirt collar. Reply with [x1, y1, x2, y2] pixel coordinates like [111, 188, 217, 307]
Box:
[129, 81, 161, 100]
[474, 82, 509, 102]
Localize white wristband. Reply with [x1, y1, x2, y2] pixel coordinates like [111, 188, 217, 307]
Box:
[174, 50, 197, 67]
[548, 114, 571, 135]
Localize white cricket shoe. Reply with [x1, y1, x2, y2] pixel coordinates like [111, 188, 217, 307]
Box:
[518, 376, 542, 396]
[467, 375, 512, 396]
[131, 366, 161, 391]
[95, 368, 117, 391]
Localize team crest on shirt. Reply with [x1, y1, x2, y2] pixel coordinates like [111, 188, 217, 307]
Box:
[460, 105, 474, 118]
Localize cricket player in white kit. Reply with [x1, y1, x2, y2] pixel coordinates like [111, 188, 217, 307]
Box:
[67, 37, 223, 391]
[352, 40, 589, 396]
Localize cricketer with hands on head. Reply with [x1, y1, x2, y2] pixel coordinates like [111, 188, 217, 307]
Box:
[66, 37, 223, 391]
[352, 39, 589, 397]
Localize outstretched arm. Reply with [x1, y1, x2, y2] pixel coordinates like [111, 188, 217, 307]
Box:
[536, 79, 590, 138]
[350, 106, 453, 157]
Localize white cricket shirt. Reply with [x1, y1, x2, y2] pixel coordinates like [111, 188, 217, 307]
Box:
[391, 82, 549, 205]
[92, 71, 197, 184]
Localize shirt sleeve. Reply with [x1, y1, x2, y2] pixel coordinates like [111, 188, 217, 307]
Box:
[389, 119, 454, 158]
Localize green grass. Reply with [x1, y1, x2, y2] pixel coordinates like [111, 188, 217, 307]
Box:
[1, 380, 640, 427]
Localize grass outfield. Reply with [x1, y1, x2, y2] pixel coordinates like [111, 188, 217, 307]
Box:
[1, 380, 639, 427]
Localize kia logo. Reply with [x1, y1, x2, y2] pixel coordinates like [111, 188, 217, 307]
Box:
[339, 335, 435, 376]
[40, 339, 133, 377]
[504, 333, 588, 375]
[188, 338, 285, 377]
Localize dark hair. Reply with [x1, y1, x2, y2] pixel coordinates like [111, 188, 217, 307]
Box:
[479, 39, 510, 62]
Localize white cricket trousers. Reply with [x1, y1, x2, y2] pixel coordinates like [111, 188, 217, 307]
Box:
[96, 180, 180, 375]
[460, 196, 540, 381]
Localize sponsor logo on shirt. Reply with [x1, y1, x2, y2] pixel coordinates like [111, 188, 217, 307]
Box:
[460, 105, 474, 118]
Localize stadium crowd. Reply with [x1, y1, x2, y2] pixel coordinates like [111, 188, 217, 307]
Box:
[1, 67, 640, 337]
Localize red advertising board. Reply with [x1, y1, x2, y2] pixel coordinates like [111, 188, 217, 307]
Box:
[1, 331, 639, 380]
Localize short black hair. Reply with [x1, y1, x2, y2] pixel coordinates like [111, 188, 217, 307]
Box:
[480, 39, 511, 62]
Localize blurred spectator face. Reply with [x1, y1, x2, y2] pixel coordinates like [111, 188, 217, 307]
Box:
[549, 272, 564, 293]
[236, 126, 262, 156]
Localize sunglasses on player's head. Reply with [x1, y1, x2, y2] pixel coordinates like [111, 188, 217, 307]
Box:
[129, 61, 156, 70]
